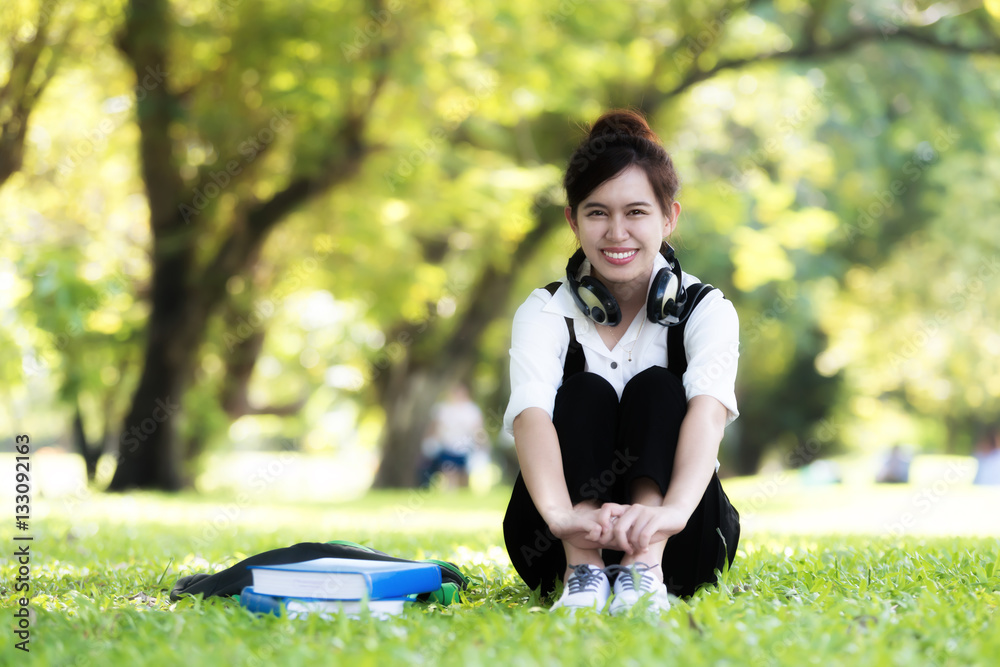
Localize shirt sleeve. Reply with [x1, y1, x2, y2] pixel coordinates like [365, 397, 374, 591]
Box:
[681, 290, 740, 425]
[503, 289, 569, 435]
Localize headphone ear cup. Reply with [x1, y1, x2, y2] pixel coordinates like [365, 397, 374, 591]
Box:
[579, 277, 621, 326]
[647, 267, 680, 324]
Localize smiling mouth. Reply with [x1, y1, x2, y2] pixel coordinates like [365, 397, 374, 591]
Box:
[602, 249, 638, 260]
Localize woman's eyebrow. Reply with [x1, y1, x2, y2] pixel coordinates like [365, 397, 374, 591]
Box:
[582, 200, 653, 210]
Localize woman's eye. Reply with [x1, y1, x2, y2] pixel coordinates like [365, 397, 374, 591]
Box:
[586, 210, 607, 216]
[629, 209, 648, 216]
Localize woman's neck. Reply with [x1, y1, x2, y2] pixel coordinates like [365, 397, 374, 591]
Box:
[608, 284, 647, 327]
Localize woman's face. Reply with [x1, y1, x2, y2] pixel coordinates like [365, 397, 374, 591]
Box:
[566, 165, 680, 301]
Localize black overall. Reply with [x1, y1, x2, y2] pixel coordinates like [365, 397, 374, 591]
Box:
[502, 282, 741, 598]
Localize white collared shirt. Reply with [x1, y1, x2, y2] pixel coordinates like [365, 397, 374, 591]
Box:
[503, 252, 740, 435]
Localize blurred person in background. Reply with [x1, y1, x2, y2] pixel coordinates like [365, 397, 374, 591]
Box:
[420, 384, 485, 489]
[973, 426, 1000, 485]
[876, 444, 913, 484]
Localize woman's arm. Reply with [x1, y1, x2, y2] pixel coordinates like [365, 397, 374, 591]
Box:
[513, 407, 607, 547]
[662, 394, 728, 518]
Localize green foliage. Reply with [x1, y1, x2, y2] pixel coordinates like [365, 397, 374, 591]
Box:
[2, 487, 998, 665]
[3, 0, 1000, 473]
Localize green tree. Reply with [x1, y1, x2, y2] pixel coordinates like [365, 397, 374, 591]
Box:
[0, 0, 72, 187]
[372, 0, 1000, 481]
[6, 0, 999, 491]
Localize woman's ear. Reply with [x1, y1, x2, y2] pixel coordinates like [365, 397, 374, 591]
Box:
[565, 206, 579, 239]
[663, 200, 681, 237]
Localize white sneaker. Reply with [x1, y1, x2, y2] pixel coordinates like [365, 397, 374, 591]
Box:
[606, 563, 670, 616]
[550, 564, 611, 613]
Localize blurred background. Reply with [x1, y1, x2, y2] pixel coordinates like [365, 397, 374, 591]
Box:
[2, 0, 999, 516]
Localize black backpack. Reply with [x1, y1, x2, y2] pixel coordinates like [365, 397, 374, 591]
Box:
[170, 540, 470, 605]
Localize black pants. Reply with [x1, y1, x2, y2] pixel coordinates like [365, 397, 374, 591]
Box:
[503, 367, 740, 598]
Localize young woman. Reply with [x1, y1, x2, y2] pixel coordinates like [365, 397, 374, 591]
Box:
[502, 110, 741, 615]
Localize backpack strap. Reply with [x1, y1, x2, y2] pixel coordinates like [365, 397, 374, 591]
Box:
[667, 283, 716, 380]
[544, 282, 585, 383]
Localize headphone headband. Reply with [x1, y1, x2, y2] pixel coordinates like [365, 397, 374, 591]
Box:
[565, 243, 690, 328]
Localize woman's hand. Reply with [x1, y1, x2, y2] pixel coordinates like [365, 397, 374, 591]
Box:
[545, 504, 620, 550]
[598, 503, 689, 554]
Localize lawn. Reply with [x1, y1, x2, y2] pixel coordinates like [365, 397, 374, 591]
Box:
[1, 479, 998, 666]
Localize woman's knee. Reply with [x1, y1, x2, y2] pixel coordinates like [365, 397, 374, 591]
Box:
[620, 366, 686, 411]
[553, 372, 619, 430]
[555, 372, 617, 410]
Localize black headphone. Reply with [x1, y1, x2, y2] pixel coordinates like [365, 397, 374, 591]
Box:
[566, 242, 690, 327]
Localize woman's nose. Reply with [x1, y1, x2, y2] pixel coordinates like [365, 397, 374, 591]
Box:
[605, 216, 628, 240]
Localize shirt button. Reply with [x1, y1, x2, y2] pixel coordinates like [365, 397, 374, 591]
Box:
[610, 362, 618, 369]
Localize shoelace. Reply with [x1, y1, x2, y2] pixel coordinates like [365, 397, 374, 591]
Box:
[604, 563, 660, 593]
[565, 564, 606, 594]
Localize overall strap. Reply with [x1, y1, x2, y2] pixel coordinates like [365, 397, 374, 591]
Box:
[544, 282, 585, 383]
[667, 283, 716, 380]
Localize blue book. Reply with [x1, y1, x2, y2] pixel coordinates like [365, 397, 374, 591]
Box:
[239, 586, 412, 619]
[248, 557, 442, 600]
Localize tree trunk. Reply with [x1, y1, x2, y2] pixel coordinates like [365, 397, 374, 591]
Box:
[72, 404, 100, 482]
[107, 242, 209, 489]
[108, 343, 188, 490]
[372, 366, 444, 488]
[109, 322, 210, 489]
[733, 426, 766, 477]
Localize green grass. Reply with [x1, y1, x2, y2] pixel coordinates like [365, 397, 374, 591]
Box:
[2, 486, 998, 666]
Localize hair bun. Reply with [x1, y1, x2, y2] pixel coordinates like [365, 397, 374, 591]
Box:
[588, 109, 660, 144]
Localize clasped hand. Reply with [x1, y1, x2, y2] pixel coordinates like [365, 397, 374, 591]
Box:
[546, 502, 688, 554]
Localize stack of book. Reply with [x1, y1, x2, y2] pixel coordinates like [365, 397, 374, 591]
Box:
[239, 557, 443, 619]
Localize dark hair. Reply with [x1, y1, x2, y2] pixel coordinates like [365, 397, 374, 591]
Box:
[563, 109, 680, 218]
